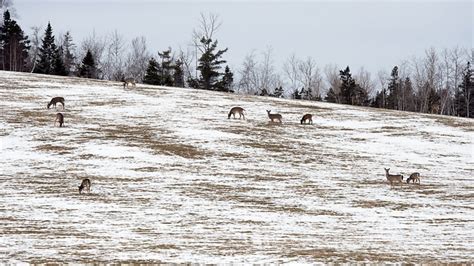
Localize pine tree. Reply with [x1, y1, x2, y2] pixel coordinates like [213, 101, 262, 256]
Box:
[0, 10, 30, 71]
[78, 49, 98, 79]
[158, 49, 174, 86]
[402, 77, 415, 111]
[173, 59, 185, 87]
[192, 37, 228, 90]
[325, 88, 337, 103]
[143, 57, 161, 85]
[339, 66, 357, 104]
[292, 88, 302, 99]
[34, 22, 57, 74]
[53, 46, 68, 76]
[372, 88, 387, 108]
[61, 31, 76, 75]
[217, 65, 234, 92]
[455, 61, 474, 117]
[272, 86, 284, 98]
[33, 22, 66, 76]
[386, 66, 400, 110]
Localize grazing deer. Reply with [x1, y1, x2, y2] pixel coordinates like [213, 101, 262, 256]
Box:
[228, 107, 245, 119]
[300, 114, 313, 124]
[123, 78, 136, 88]
[47, 97, 65, 110]
[78, 178, 91, 194]
[54, 113, 64, 127]
[406, 172, 421, 184]
[384, 168, 404, 186]
[266, 110, 282, 123]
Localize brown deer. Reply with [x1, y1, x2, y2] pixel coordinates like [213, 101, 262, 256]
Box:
[384, 168, 404, 186]
[47, 97, 65, 110]
[228, 107, 245, 119]
[78, 178, 91, 194]
[300, 114, 313, 124]
[54, 113, 64, 127]
[266, 110, 282, 123]
[406, 172, 421, 184]
[123, 78, 136, 88]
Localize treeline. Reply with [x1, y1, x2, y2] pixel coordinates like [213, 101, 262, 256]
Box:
[0, 7, 472, 118]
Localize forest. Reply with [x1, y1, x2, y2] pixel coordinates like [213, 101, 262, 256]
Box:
[1, 3, 472, 118]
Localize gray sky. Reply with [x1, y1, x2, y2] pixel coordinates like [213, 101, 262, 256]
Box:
[12, 0, 474, 75]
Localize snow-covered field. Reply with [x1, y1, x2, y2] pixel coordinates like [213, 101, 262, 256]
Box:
[0, 71, 473, 264]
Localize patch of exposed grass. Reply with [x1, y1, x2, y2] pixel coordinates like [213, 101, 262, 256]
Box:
[36, 144, 75, 154]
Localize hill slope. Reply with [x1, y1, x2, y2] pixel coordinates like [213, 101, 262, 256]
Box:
[1, 71, 473, 263]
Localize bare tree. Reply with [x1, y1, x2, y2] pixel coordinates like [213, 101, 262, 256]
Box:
[238, 46, 280, 95]
[283, 53, 301, 93]
[324, 64, 341, 103]
[80, 30, 107, 79]
[102, 30, 127, 81]
[192, 12, 222, 54]
[177, 46, 196, 87]
[27, 26, 41, 73]
[355, 66, 375, 98]
[125, 36, 149, 82]
[298, 56, 323, 99]
[238, 50, 258, 94]
[376, 69, 389, 107]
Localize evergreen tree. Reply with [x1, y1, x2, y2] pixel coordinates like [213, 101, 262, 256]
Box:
[143, 57, 161, 85]
[61, 31, 76, 75]
[0, 10, 30, 71]
[339, 66, 357, 104]
[353, 84, 369, 106]
[53, 45, 68, 76]
[173, 59, 185, 87]
[272, 86, 284, 98]
[300, 86, 313, 100]
[427, 86, 441, 114]
[158, 49, 174, 86]
[386, 66, 400, 110]
[325, 88, 337, 103]
[402, 77, 415, 111]
[34, 22, 65, 76]
[217, 65, 234, 92]
[191, 37, 228, 90]
[455, 61, 474, 117]
[292, 88, 302, 99]
[78, 49, 98, 79]
[372, 88, 387, 108]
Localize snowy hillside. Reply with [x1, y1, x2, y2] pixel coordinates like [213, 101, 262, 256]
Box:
[0, 71, 473, 263]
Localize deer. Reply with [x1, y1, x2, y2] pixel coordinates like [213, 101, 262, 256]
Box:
[228, 107, 245, 119]
[406, 172, 421, 184]
[300, 114, 313, 124]
[47, 97, 65, 110]
[266, 110, 282, 123]
[54, 113, 64, 127]
[384, 168, 404, 186]
[78, 178, 91, 194]
[123, 78, 136, 88]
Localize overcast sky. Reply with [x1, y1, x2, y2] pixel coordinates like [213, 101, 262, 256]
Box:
[12, 0, 474, 75]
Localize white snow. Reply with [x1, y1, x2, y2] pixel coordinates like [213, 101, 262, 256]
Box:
[0, 71, 473, 263]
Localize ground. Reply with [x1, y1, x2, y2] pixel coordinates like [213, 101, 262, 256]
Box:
[0, 71, 473, 263]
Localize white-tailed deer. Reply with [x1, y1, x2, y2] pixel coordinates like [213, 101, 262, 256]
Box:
[47, 97, 65, 110]
[406, 172, 421, 184]
[228, 107, 245, 119]
[266, 110, 282, 123]
[78, 178, 91, 194]
[300, 114, 313, 124]
[123, 78, 136, 88]
[384, 168, 403, 186]
[54, 113, 64, 127]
